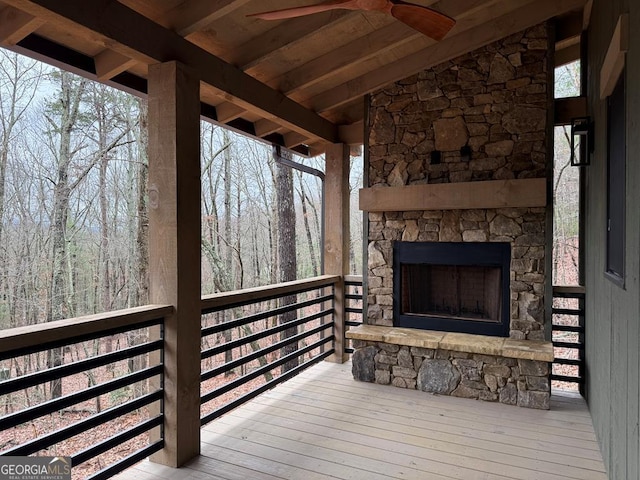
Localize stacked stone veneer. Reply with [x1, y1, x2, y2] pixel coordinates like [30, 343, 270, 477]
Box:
[351, 342, 550, 409]
[366, 23, 551, 340]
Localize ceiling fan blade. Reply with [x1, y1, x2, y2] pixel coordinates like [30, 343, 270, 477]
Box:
[390, 4, 455, 41]
[247, 0, 361, 21]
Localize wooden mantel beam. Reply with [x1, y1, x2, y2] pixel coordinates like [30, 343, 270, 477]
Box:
[359, 178, 547, 212]
[2, 0, 339, 144]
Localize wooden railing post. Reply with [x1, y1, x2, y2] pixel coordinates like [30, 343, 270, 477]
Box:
[148, 61, 201, 467]
[324, 143, 350, 363]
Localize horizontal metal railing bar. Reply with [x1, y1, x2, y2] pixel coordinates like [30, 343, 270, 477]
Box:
[201, 308, 332, 360]
[0, 365, 162, 431]
[0, 340, 162, 396]
[553, 358, 582, 366]
[201, 275, 339, 314]
[2, 390, 163, 456]
[345, 294, 362, 300]
[552, 308, 585, 316]
[201, 349, 333, 425]
[0, 306, 170, 360]
[87, 440, 164, 480]
[201, 294, 332, 338]
[551, 374, 583, 383]
[551, 324, 584, 333]
[553, 341, 585, 350]
[551, 287, 585, 390]
[551, 285, 586, 297]
[202, 321, 332, 382]
[201, 336, 333, 406]
[345, 308, 362, 315]
[72, 415, 163, 467]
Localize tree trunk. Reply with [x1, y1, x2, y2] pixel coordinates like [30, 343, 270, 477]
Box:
[297, 171, 318, 277]
[275, 146, 298, 373]
[135, 99, 149, 305]
[222, 131, 234, 368]
[47, 72, 86, 399]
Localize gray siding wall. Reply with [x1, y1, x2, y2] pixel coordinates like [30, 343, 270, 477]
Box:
[585, 1, 640, 478]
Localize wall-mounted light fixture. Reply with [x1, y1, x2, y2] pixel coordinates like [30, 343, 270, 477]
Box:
[460, 145, 472, 162]
[570, 116, 593, 166]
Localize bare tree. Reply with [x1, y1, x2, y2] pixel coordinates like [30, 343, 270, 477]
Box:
[45, 72, 87, 398]
[275, 146, 298, 373]
[296, 170, 318, 277]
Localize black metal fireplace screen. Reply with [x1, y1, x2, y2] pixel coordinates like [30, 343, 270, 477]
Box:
[393, 242, 511, 337]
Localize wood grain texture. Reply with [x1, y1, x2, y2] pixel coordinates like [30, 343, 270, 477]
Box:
[324, 144, 351, 362]
[0, 5, 44, 45]
[148, 61, 202, 467]
[114, 361, 606, 480]
[599, 13, 629, 99]
[0, 305, 172, 354]
[555, 96, 588, 125]
[359, 178, 547, 212]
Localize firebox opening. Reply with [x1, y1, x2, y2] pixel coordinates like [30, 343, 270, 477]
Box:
[393, 242, 511, 337]
[401, 264, 502, 323]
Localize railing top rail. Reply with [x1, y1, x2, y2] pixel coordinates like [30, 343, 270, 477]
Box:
[344, 275, 363, 283]
[201, 275, 340, 312]
[0, 304, 173, 355]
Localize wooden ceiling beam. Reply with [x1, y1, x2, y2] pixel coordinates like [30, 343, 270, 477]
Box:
[306, 0, 587, 113]
[254, 119, 282, 138]
[556, 43, 581, 66]
[272, 0, 504, 97]
[94, 49, 137, 81]
[91, 0, 253, 81]
[215, 102, 245, 123]
[339, 121, 364, 146]
[2, 0, 339, 143]
[276, 23, 420, 96]
[237, 10, 351, 72]
[0, 5, 45, 45]
[283, 131, 309, 149]
[161, 0, 252, 37]
[554, 96, 587, 125]
[556, 11, 583, 43]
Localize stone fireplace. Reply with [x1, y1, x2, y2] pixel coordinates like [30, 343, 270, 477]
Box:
[347, 22, 555, 409]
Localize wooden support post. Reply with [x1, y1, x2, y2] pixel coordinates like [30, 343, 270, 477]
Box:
[148, 61, 201, 467]
[324, 143, 350, 363]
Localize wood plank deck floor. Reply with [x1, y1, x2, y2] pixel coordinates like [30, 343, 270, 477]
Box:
[118, 361, 607, 480]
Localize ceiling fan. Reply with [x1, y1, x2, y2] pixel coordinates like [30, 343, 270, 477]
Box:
[247, 0, 456, 41]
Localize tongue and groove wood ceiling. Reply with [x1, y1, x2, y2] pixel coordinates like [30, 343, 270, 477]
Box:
[0, 0, 587, 156]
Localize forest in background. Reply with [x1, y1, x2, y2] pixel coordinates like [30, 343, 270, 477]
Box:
[553, 60, 581, 286]
[0, 48, 364, 332]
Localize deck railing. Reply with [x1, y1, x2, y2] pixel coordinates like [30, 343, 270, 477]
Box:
[199, 275, 339, 425]
[345, 275, 364, 354]
[0, 305, 171, 480]
[340, 279, 587, 393]
[551, 286, 585, 393]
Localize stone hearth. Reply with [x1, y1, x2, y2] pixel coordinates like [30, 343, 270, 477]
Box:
[347, 325, 553, 409]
